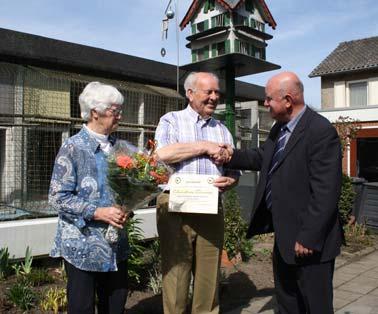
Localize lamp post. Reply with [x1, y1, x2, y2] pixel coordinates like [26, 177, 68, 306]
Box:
[161, 0, 180, 94]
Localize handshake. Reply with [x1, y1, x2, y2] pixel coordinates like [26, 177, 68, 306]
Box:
[205, 142, 233, 165]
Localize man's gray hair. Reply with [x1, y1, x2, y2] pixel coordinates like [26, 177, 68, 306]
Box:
[79, 81, 124, 121]
[183, 72, 219, 97]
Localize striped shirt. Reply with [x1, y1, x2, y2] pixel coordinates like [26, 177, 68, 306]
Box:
[155, 105, 236, 176]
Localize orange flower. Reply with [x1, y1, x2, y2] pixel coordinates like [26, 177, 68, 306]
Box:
[149, 157, 158, 167]
[150, 171, 168, 184]
[116, 155, 134, 169]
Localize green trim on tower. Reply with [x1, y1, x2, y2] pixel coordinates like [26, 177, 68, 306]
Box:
[204, 46, 209, 59]
[191, 24, 196, 34]
[212, 44, 217, 57]
[225, 66, 236, 138]
[192, 50, 197, 62]
[211, 16, 216, 28]
[245, 0, 254, 13]
[209, 0, 215, 10]
[204, 19, 209, 30]
[225, 12, 230, 26]
[204, 0, 209, 13]
[225, 40, 231, 53]
[234, 39, 240, 53]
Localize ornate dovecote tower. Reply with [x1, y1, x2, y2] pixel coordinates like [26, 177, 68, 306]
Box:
[180, 0, 280, 136]
[180, 0, 276, 64]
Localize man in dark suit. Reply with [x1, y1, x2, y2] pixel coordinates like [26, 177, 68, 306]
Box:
[225, 72, 343, 314]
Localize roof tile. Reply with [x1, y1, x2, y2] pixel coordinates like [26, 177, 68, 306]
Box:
[309, 36, 378, 77]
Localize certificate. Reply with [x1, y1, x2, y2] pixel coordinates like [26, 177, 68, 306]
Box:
[168, 174, 219, 214]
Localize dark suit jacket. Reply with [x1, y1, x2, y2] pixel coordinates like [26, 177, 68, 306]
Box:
[227, 107, 344, 264]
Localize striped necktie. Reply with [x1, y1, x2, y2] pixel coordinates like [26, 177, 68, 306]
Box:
[265, 125, 288, 210]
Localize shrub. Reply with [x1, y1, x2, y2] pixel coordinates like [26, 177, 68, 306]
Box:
[146, 240, 162, 295]
[223, 189, 253, 260]
[24, 268, 55, 286]
[344, 223, 372, 247]
[126, 217, 145, 285]
[40, 287, 67, 313]
[0, 247, 12, 280]
[147, 268, 162, 295]
[20, 246, 33, 275]
[6, 281, 37, 311]
[334, 116, 361, 157]
[339, 174, 356, 225]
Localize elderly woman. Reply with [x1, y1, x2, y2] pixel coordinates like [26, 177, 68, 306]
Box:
[49, 81, 129, 314]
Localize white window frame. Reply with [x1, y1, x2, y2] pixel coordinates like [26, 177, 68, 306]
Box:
[346, 79, 368, 107]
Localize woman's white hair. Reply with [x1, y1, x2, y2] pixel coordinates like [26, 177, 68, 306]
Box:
[183, 72, 219, 98]
[79, 81, 124, 121]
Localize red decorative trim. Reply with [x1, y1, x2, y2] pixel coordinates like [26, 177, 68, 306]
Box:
[350, 139, 357, 176]
[180, 0, 276, 30]
[349, 128, 378, 177]
[180, 0, 201, 30]
[257, 0, 277, 29]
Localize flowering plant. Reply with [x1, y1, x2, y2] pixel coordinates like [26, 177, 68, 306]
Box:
[105, 139, 171, 243]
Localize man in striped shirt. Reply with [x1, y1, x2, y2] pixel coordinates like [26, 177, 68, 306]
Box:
[155, 72, 238, 314]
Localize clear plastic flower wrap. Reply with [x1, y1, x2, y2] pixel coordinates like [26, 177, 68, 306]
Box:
[105, 139, 172, 243]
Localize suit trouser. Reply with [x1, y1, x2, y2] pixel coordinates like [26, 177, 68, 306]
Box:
[157, 192, 224, 314]
[273, 245, 335, 314]
[64, 260, 128, 314]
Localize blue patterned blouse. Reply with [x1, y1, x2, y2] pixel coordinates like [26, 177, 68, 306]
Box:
[49, 127, 128, 272]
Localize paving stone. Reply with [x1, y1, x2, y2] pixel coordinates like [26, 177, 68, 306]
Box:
[340, 263, 372, 275]
[344, 276, 378, 296]
[225, 304, 275, 314]
[352, 295, 378, 307]
[224, 296, 276, 314]
[370, 288, 378, 296]
[334, 289, 363, 301]
[338, 281, 377, 295]
[334, 297, 353, 310]
[363, 251, 378, 260]
[335, 303, 377, 314]
[333, 272, 358, 287]
[335, 303, 378, 314]
[225, 246, 378, 314]
[353, 260, 378, 269]
[336, 257, 348, 268]
[361, 269, 378, 280]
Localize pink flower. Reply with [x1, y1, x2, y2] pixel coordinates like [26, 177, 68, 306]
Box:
[116, 155, 134, 169]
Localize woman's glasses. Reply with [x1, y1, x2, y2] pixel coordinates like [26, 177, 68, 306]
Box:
[107, 107, 123, 117]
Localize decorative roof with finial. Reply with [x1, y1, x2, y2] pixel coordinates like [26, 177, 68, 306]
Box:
[180, 0, 276, 30]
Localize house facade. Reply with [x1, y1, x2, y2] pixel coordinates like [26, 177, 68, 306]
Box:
[310, 36, 378, 181]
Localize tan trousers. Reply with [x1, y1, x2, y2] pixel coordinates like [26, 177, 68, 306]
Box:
[157, 192, 224, 314]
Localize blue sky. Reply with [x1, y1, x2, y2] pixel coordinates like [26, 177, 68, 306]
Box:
[0, 0, 377, 108]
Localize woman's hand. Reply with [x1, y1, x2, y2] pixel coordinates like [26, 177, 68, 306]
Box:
[94, 206, 127, 229]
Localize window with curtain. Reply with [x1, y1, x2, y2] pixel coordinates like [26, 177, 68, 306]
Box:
[349, 81, 367, 107]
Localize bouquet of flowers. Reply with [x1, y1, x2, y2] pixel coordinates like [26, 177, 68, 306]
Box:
[105, 139, 171, 243]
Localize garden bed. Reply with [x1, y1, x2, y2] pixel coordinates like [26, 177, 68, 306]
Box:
[0, 230, 377, 313]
